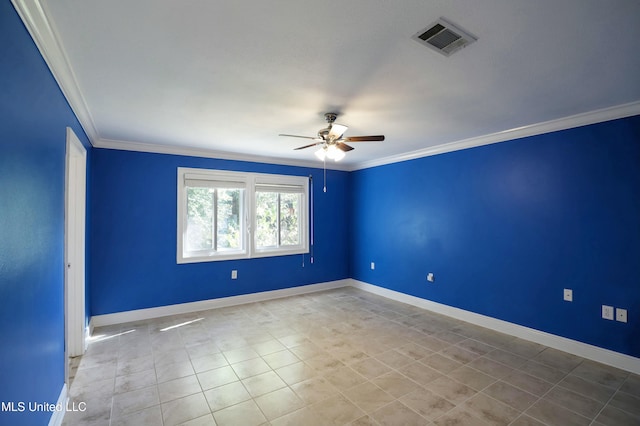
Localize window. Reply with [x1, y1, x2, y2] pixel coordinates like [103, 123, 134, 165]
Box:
[177, 168, 308, 263]
[254, 180, 305, 254]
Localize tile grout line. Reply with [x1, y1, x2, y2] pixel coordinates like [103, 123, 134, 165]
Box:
[78, 288, 638, 426]
[587, 372, 630, 426]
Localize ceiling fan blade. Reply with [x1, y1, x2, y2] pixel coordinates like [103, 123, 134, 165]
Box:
[336, 142, 354, 152]
[294, 142, 323, 150]
[279, 134, 318, 140]
[328, 124, 348, 141]
[344, 135, 385, 142]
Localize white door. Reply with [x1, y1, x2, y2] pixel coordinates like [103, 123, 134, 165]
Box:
[65, 127, 87, 368]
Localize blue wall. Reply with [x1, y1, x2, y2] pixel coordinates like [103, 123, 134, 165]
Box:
[3, 9, 639, 425]
[92, 118, 640, 359]
[0, 3, 91, 425]
[350, 116, 640, 357]
[90, 149, 350, 315]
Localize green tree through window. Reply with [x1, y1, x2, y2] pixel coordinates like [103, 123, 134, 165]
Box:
[255, 191, 300, 248]
[186, 187, 242, 252]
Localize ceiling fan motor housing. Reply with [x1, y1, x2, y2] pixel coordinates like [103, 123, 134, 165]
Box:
[318, 128, 331, 141]
[318, 113, 339, 141]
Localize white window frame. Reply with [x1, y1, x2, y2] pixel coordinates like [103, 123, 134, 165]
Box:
[177, 167, 309, 263]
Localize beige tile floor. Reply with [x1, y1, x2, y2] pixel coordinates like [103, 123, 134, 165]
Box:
[63, 288, 640, 426]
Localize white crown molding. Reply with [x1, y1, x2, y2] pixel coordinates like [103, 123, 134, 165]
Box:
[12, 0, 99, 144]
[94, 101, 640, 172]
[350, 279, 640, 375]
[95, 137, 352, 171]
[13, 0, 639, 171]
[350, 101, 640, 171]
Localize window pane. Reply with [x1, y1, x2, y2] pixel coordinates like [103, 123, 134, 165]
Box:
[280, 193, 300, 246]
[256, 192, 278, 248]
[217, 188, 242, 250]
[186, 187, 214, 251]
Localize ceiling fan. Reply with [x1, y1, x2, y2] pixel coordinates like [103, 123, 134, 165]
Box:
[279, 113, 385, 161]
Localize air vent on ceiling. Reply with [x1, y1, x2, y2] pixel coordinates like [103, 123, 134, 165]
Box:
[411, 18, 477, 57]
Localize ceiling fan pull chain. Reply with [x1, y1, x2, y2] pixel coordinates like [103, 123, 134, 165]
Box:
[323, 158, 327, 193]
[309, 174, 314, 264]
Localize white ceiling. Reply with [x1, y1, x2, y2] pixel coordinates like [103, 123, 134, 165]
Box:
[17, 0, 640, 169]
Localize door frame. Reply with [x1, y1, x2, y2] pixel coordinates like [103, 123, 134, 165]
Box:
[64, 127, 87, 378]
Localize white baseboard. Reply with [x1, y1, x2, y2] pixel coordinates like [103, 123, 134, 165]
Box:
[48, 383, 67, 426]
[91, 279, 350, 327]
[88, 277, 639, 374]
[349, 279, 640, 375]
[84, 322, 92, 351]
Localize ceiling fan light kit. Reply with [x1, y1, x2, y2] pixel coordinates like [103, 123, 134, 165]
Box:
[280, 112, 385, 162]
[315, 144, 345, 161]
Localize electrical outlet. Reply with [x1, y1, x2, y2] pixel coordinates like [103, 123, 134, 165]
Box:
[231, 270, 237, 279]
[371, 262, 375, 270]
[427, 273, 435, 282]
[602, 305, 614, 320]
[563, 289, 573, 302]
[616, 308, 627, 323]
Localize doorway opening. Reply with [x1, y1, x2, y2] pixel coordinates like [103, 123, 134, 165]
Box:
[64, 127, 87, 388]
